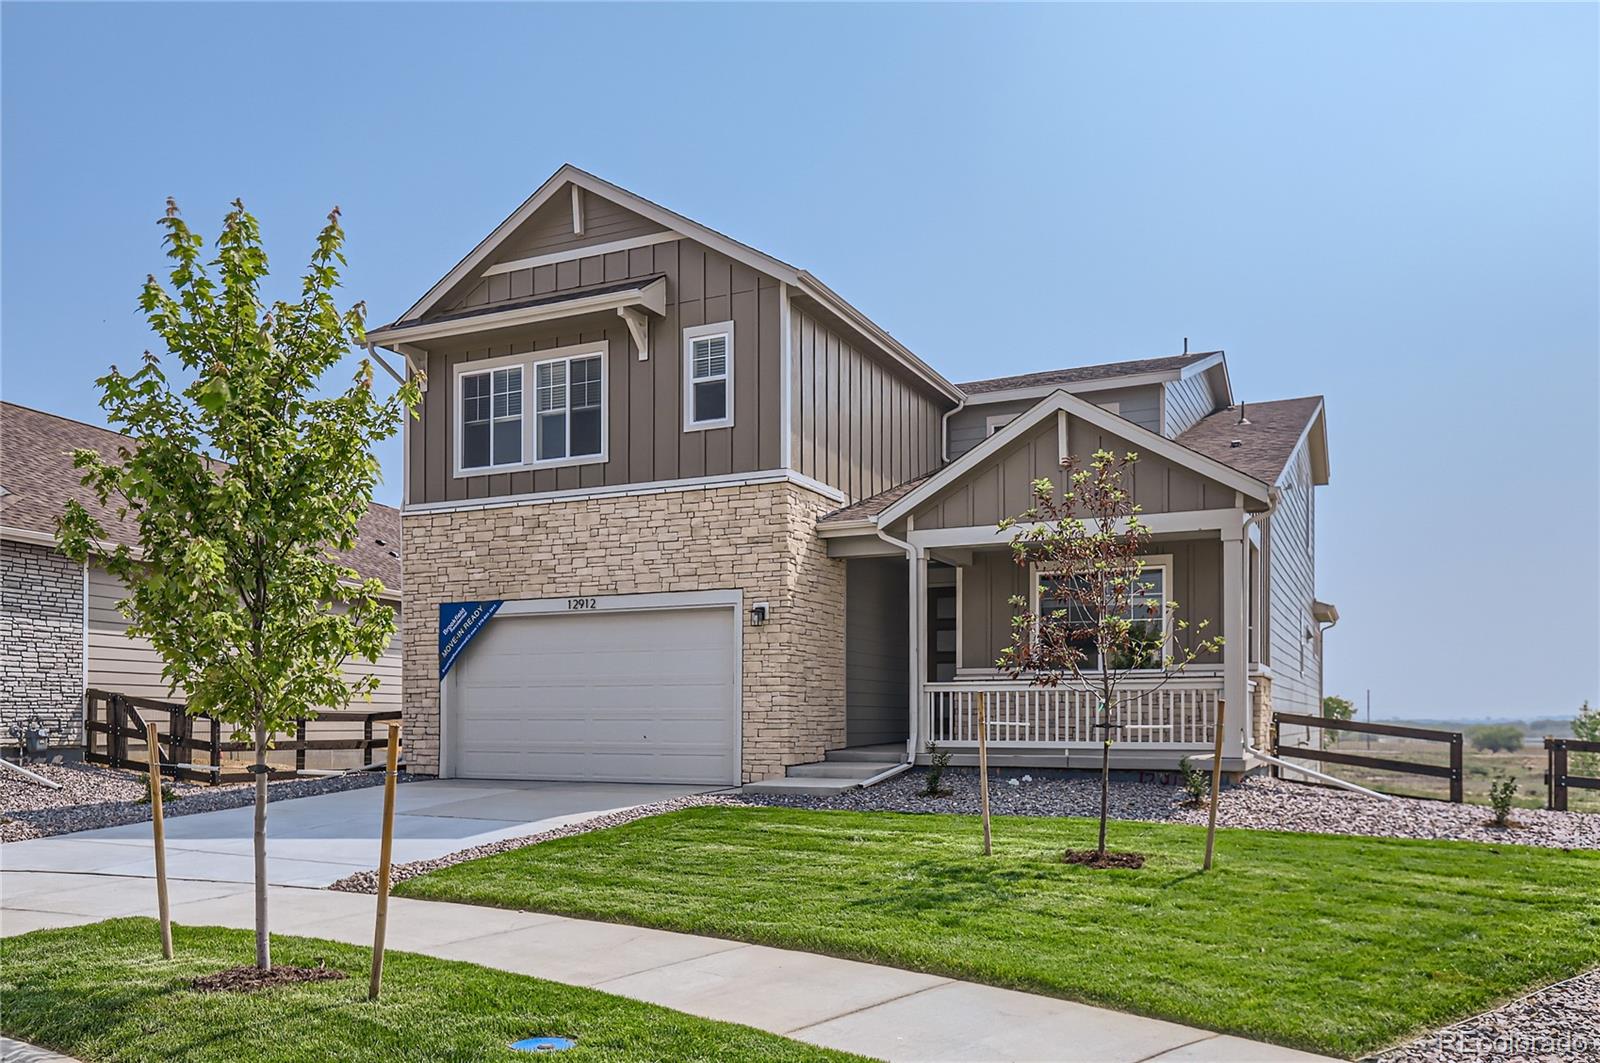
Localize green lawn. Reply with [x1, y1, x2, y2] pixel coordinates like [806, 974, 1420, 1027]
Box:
[396, 806, 1600, 1059]
[0, 918, 857, 1063]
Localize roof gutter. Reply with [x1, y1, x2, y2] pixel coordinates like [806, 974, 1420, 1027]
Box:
[940, 397, 966, 462]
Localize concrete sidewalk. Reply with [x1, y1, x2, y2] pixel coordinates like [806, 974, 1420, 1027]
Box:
[1, 870, 1337, 1063]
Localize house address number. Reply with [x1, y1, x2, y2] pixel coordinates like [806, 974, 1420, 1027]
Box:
[567, 597, 598, 611]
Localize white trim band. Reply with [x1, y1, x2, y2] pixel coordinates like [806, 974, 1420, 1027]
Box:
[403, 468, 847, 516]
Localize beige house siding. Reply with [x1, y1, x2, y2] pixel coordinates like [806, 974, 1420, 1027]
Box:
[913, 412, 1240, 531]
[947, 384, 1162, 459]
[1163, 373, 1218, 437]
[85, 562, 402, 711]
[791, 303, 946, 502]
[1262, 443, 1320, 718]
[957, 539, 1224, 671]
[400, 480, 847, 781]
[409, 237, 785, 506]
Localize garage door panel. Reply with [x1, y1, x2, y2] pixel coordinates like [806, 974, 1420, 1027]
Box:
[451, 606, 738, 785]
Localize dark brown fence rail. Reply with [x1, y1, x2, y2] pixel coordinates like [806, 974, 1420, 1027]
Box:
[1272, 711, 1464, 803]
[1545, 737, 1600, 812]
[85, 689, 399, 785]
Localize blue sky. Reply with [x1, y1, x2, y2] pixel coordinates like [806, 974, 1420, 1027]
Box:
[3, 3, 1595, 720]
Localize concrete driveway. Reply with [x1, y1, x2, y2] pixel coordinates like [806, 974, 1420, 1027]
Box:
[0, 779, 715, 887]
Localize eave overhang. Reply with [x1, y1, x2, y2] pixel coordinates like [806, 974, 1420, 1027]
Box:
[368, 276, 667, 348]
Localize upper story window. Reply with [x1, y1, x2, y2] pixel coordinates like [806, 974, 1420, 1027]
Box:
[984, 413, 1017, 437]
[683, 321, 734, 431]
[454, 341, 607, 477]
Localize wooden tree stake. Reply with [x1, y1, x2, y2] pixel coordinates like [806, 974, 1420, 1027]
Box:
[1203, 698, 1227, 871]
[146, 720, 173, 958]
[976, 693, 993, 856]
[369, 722, 401, 1001]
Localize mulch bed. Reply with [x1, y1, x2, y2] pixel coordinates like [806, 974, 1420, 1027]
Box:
[1062, 848, 1145, 869]
[190, 962, 347, 994]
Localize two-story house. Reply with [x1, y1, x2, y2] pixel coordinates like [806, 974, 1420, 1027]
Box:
[369, 164, 1334, 789]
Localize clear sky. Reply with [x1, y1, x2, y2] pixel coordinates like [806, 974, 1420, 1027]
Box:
[3, 3, 1596, 721]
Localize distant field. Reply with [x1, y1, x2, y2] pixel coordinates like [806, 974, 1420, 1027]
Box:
[1278, 728, 1599, 812]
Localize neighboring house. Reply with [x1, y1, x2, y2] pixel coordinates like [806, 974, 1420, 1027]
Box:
[370, 164, 1336, 787]
[0, 402, 404, 747]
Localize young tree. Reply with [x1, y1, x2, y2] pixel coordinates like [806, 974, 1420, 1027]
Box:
[1573, 700, 1600, 776]
[57, 199, 421, 972]
[1322, 695, 1356, 722]
[999, 451, 1222, 863]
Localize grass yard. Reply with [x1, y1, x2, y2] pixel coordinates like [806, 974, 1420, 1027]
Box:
[0, 918, 858, 1063]
[396, 806, 1600, 1059]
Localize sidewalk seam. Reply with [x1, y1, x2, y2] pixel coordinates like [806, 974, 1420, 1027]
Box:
[781, 979, 955, 1035]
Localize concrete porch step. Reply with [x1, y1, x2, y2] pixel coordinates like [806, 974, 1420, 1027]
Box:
[822, 744, 904, 764]
[740, 775, 867, 797]
[784, 762, 887, 780]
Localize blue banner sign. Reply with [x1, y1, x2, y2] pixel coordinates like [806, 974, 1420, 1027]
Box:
[439, 600, 503, 678]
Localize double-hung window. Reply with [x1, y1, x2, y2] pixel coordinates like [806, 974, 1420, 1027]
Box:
[454, 342, 606, 475]
[683, 321, 734, 430]
[460, 366, 523, 469]
[535, 352, 604, 462]
[1035, 561, 1169, 671]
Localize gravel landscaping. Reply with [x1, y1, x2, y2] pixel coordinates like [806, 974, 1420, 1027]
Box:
[1373, 967, 1598, 1063]
[329, 792, 734, 893]
[0, 760, 408, 842]
[739, 768, 1600, 851]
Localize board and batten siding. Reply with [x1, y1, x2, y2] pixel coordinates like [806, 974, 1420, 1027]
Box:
[85, 563, 402, 711]
[1261, 443, 1320, 717]
[845, 557, 909, 746]
[957, 539, 1223, 671]
[790, 304, 947, 503]
[409, 237, 784, 505]
[946, 384, 1162, 459]
[1163, 373, 1218, 437]
[912, 413, 1238, 531]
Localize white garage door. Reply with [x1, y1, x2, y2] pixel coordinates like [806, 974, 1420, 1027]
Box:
[450, 605, 739, 784]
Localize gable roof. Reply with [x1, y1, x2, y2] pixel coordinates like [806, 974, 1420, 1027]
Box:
[878, 388, 1273, 527]
[1176, 396, 1328, 487]
[958, 350, 1221, 396]
[372, 163, 964, 404]
[0, 402, 403, 593]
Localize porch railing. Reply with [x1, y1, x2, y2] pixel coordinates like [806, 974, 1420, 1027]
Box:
[923, 676, 1222, 749]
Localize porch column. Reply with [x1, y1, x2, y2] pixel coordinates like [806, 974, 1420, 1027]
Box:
[906, 546, 926, 759]
[1221, 524, 1248, 761]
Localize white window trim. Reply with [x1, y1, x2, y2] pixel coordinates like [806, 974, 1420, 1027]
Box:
[453, 341, 609, 478]
[683, 320, 734, 432]
[984, 413, 1016, 437]
[1027, 554, 1175, 673]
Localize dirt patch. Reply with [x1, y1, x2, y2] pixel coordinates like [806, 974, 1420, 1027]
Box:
[1062, 848, 1146, 869]
[190, 962, 348, 993]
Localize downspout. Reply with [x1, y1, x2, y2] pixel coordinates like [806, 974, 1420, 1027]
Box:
[1228, 489, 1390, 802]
[940, 399, 967, 462]
[864, 523, 922, 786]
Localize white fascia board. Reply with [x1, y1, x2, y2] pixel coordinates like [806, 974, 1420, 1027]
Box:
[794, 272, 965, 405]
[959, 370, 1183, 407]
[402, 468, 846, 516]
[816, 518, 877, 538]
[907, 509, 1244, 549]
[877, 389, 1271, 527]
[370, 277, 666, 347]
[1177, 351, 1226, 380]
[1275, 398, 1329, 487]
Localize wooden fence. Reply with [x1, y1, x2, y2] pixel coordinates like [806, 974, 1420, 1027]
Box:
[1272, 711, 1464, 803]
[85, 689, 400, 785]
[1545, 737, 1600, 812]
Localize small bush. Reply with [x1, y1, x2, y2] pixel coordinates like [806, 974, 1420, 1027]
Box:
[922, 742, 952, 796]
[135, 783, 181, 806]
[1470, 725, 1525, 753]
[1489, 776, 1518, 827]
[1178, 756, 1209, 806]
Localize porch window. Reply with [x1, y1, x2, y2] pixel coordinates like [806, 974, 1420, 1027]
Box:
[535, 352, 605, 462]
[460, 366, 523, 470]
[1036, 564, 1168, 671]
[684, 321, 734, 430]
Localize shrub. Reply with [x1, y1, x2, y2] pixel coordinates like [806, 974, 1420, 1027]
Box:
[1470, 725, 1525, 753]
[1489, 776, 1518, 827]
[922, 742, 952, 796]
[1178, 756, 1209, 806]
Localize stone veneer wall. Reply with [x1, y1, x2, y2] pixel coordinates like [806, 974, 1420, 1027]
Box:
[1250, 672, 1274, 752]
[401, 480, 847, 781]
[1, 539, 85, 745]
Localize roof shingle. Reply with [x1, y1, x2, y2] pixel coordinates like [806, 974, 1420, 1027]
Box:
[1175, 396, 1324, 485]
[0, 402, 402, 593]
[958, 351, 1219, 396]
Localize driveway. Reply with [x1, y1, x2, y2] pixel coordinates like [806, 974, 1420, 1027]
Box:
[0, 779, 715, 887]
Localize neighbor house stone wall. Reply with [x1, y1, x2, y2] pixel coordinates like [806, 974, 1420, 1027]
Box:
[1, 539, 85, 745]
[401, 481, 846, 781]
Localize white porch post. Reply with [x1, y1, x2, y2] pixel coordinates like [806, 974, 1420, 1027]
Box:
[906, 544, 926, 760]
[1221, 521, 1248, 761]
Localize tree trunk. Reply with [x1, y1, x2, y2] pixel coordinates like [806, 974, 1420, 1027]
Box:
[253, 724, 271, 972]
[1097, 711, 1111, 858]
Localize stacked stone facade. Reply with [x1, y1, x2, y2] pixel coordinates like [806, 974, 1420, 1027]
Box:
[401, 480, 847, 781]
[1, 540, 85, 745]
[1250, 672, 1274, 752]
